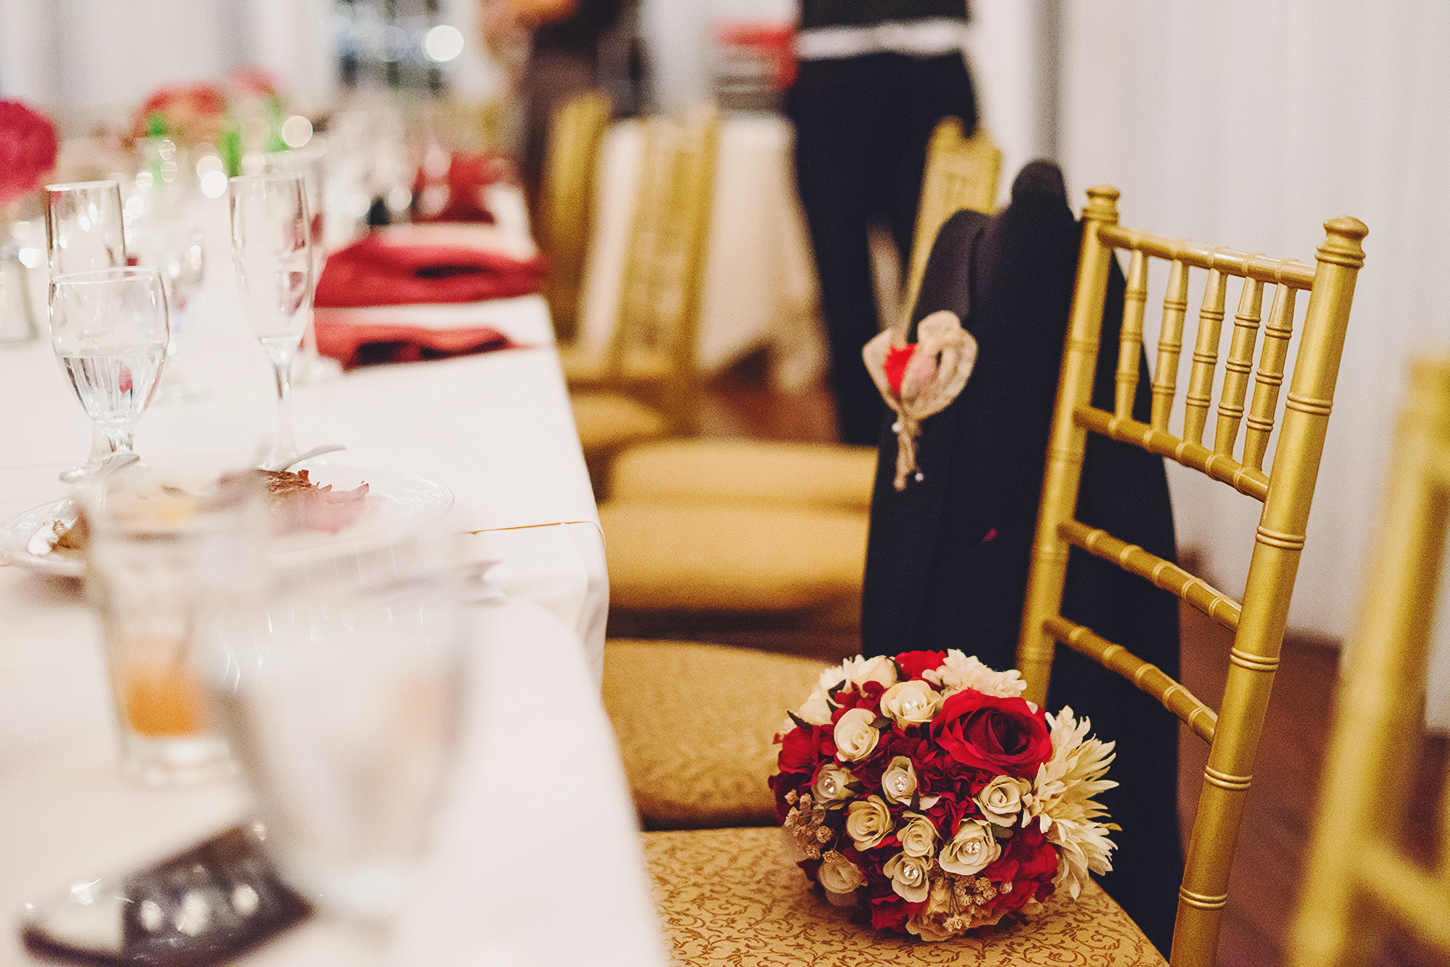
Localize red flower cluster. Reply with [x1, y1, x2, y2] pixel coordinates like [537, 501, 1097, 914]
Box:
[131, 83, 229, 144]
[0, 100, 59, 208]
[770, 650, 1082, 940]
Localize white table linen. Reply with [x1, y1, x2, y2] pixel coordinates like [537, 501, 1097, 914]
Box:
[577, 112, 828, 392]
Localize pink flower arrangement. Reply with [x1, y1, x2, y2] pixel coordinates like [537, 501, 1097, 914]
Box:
[0, 100, 59, 208]
[771, 650, 1118, 940]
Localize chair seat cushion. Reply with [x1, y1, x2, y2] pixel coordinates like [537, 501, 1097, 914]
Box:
[643, 826, 1165, 966]
[599, 501, 868, 618]
[602, 640, 830, 829]
[559, 342, 675, 388]
[570, 391, 670, 453]
[609, 439, 879, 511]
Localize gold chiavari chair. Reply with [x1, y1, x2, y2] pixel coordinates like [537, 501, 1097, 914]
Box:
[635, 189, 1366, 967]
[536, 89, 612, 345]
[1285, 356, 1450, 967]
[566, 104, 720, 482]
[1014, 188, 1367, 964]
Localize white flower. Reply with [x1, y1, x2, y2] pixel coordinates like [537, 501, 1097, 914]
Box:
[845, 795, 894, 849]
[897, 813, 938, 858]
[975, 775, 1032, 827]
[794, 685, 834, 725]
[923, 650, 1026, 698]
[879, 679, 942, 728]
[938, 819, 1001, 876]
[879, 756, 918, 805]
[884, 851, 932, 903]
[1026, 706, 1119, 897]
[813, 764, 857, 804]
[817, 850, 865, 898]
[833, 707, 880, 762]
[837, 654, 899, 691]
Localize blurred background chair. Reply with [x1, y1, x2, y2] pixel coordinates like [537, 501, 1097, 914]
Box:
[634, 189, 1367, 966]
[1285, 356, 1450, 967]
[536, 88, 612, 345]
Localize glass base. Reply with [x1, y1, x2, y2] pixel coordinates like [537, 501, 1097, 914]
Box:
[118, 732, 235, 787]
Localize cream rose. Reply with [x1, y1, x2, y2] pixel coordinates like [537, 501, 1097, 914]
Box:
[879, 679, 943, 728]
[839, 654, 899, 691]
[939, 819, 1001, 876]
[817, 850, 865, 898]
[975, 775, 1032, 827]
[883, 852, 932, 903]
[813, 764, 857, 804]
[845, 795, 894, 849]
[834, 708, 880, 762]
[897, 813, 938, 858]
[880, 756, 918, 805]
[794, 686, 834, 725]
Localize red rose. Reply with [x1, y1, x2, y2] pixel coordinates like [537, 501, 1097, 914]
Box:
[0, 100, 58, 207]
[894, 650, 947, 680]
[932, 689, 1052, 778]
[776, 723, 824, 777]
[882, 343, 916, 395]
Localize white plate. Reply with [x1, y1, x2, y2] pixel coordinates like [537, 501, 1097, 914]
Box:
[0, 463, 454, 579]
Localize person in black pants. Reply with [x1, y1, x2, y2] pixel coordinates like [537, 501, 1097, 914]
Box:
[785, 3, 978, 444]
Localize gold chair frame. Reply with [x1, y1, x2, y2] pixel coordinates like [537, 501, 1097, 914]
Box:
[537, 89, 612, 344]
[1286, 355, 1450, 967]
[1017, 186, 1367, 965]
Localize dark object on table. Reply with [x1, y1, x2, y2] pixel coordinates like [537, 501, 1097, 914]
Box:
[859, 160, 1183, 955]
[22, 823, 311, 967]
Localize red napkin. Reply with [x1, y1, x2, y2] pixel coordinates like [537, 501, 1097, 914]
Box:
[314, 232, 546, 308]
[414, 152, 515, 223]
[313, 312, 517, 370]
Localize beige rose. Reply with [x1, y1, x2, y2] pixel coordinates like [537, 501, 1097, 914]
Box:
[939, 819, 1001, 876]
[833, 707, 880, 762]
[975, 775, 1032, 827]
[897, 813, 938, 858]
[879, 679, 942, 728]
[813, 764, 857, 804]
[839, 654, 899, 691]
[817, 850, 865, 899]
[880, 756, 918, 805]
[795, 686, 834, 725]
[884, 852, 932, 903]
[845, 795, 894, 850]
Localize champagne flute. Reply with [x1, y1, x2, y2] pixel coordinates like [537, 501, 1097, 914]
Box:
[45, 180, 128, 481]
[127, 219, 207, 401]
[49, 267, 169, 462]
[264, 145, 343, 384]
[229, 173, 315, 469]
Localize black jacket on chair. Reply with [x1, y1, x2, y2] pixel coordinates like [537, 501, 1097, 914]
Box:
[860, 161, 1184, 955]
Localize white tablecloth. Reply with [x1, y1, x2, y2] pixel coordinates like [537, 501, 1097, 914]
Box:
[0, 199, 664, 966]
[577, 112, 828, 392]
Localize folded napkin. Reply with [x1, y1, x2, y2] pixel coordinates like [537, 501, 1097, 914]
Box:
[414, 152, 514, 223]
[313, 309, 517, 369]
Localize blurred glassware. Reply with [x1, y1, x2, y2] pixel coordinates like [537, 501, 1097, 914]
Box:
[0, 214, 39, 344]
[45, 180, 130, 481]
[126, 218, 207, 401]
[265, 144, 343, 384]
[49, 266, 168, 469]
[229, 172, 315, 469]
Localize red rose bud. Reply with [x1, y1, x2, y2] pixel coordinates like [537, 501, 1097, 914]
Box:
[882, 342, 917, 396]
[0, 100, 59, 207]
[931, 689, 1052, 778]
[894, 650, 947, 680]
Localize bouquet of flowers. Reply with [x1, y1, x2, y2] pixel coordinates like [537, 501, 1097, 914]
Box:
[770, 650, 1117, 941]
[0, 99, 58, 210]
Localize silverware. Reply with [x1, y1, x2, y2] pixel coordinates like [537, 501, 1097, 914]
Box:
[260, 444, 345, 473]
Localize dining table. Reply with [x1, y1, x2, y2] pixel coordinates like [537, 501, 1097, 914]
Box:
[0, 190, 668, 966]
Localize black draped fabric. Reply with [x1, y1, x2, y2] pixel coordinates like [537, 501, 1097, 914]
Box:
[859, 161, 1184, 955]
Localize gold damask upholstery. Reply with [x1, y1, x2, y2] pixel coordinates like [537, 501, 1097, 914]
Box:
[537, 89, 611, 343]
[643, 826, 1165, 966]
[601, 641, 830, 829]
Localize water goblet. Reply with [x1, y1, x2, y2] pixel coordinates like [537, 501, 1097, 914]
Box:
[45, 180, 128, 480]
[49, 266, 169, 464]
[229, 172, 314, 468]
[127, 219, 206, 401]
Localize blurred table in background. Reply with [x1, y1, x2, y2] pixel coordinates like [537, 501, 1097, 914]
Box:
[578, 112, 827, 392]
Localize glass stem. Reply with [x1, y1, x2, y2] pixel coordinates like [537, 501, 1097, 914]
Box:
[102, 422, 134, 455]
[272, 351, 298, 464]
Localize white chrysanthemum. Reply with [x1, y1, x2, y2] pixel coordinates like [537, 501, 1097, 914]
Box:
[837, 654, 899, 691]
[1026, 706, 1119, 898]
[922, 650, 1026, 698]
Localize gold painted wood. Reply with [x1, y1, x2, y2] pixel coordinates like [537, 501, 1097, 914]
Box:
[900, 119, 1001, 324]
[1017, 184, 1367, 967]
[537, 89, 612, 343]
[1286, 355, 1450, 967]
[1115, 250, 1150, 419]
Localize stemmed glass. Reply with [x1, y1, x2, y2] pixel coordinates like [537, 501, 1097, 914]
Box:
[127, 219, 206, 401]
[229, 173, 315, 469]
[45, 180, 129, 481]
[48, 267, 169, 463]
[264, 146, 342, 385]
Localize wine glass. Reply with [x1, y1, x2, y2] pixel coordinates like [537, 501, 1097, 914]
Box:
[264, 145, 343, 385]
[199, 521, 469, 963]
[229, 173, 315, 468]
[48, 267, 170, 463]
[127, 219, 206, 401]
[45, 180, 129, 481]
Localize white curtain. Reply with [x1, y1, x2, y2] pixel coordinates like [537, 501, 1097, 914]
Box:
[1054, 0, 1450, 729]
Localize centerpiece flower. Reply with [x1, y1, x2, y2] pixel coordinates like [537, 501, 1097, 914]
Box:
[0, 99, 59, 209]
[770, 649, 1117, 940]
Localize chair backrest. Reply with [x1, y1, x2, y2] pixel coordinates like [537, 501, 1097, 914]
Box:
[1016, 186, 1367, 966]
[537, 89, 612, 343]
[900, 118, 1001, 323]
[1285, 355, 1450, 967]
[606, 103, 720, 432]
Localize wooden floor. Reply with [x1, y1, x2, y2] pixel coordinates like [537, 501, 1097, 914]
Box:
[685, 362, 1448, 966]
